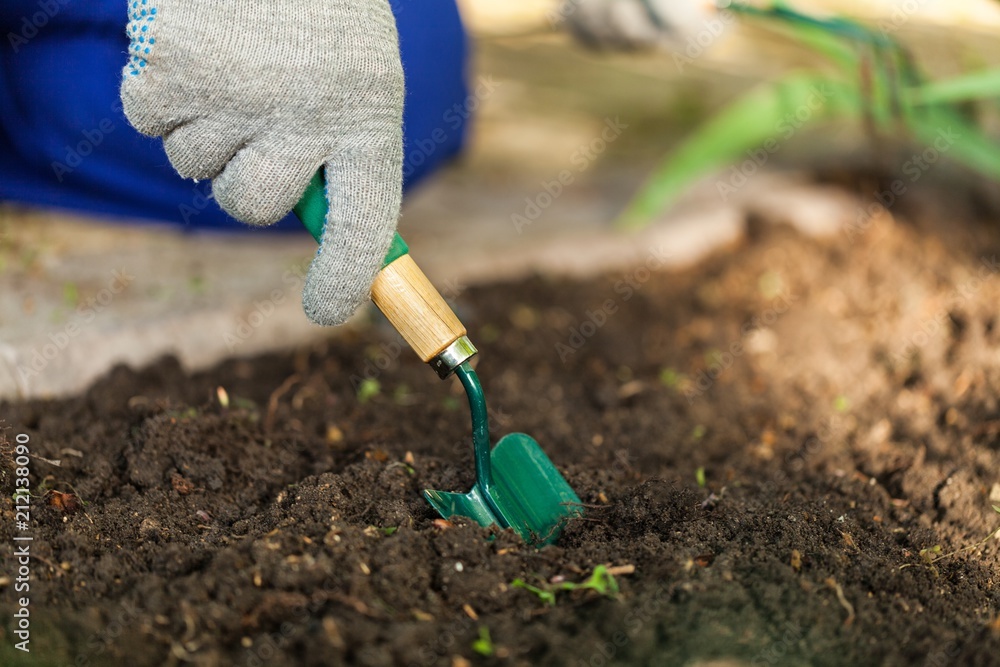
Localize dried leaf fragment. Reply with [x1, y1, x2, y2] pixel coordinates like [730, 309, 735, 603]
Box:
[46, 490, 81, 513]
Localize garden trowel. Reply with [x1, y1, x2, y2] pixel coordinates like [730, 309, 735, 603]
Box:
[294, 169, 582, 546]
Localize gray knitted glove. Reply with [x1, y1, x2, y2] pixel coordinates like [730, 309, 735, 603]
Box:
[120, 0, 405, 326]
[562, 0, 716, 50]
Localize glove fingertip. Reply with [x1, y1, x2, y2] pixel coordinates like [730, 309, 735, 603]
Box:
[213, 148, 315, 227]
[302, 272, 370, 327]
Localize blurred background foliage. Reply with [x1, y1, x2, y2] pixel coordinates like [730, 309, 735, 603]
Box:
[618, 2, 1000, 228]
[455, 0, 1000, 227]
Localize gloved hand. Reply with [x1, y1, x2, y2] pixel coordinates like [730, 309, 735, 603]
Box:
[561, 0, 717, 50]
[120, 0, 404, 326]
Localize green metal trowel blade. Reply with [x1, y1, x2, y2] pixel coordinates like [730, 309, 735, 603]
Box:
[423, 432, 582, 547]
[491, 433, 582, 545]
[423, 485, 500, 531]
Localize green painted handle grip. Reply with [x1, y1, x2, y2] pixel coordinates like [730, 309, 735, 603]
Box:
[293, 169, 409, 267]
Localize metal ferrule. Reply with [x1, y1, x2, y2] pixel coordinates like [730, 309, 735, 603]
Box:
[429, 335, 477, 379]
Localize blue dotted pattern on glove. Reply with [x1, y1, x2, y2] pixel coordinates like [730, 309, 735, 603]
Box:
[125, 0, 157, 77]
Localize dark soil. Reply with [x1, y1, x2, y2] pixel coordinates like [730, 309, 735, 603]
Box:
[3, 200, 1000, 667]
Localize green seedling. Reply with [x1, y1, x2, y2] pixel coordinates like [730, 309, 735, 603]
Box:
[695, 467, 707, 488]
[834, 396, 850, 412]
[510, 579, 557, 606]
[35, 476, 55, 495]
[576, 565, 620, 598]
[511, 565, 621, 607]
[900, 504, 1000, 571]
[471, 626, 494, 657]
[692, 425, 706, 440]
[659, 367, 682, 389]
[381, 526, 398, 537]
[356, 378, 381, 404]
[918, 545, 942, 563]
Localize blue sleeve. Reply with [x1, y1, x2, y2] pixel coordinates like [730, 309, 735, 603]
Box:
[0, 0, 469, 231]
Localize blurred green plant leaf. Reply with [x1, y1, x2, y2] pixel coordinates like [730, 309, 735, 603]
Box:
[511, 565, 620, 607]
[619, 3, 1000, 230]
[471, 626, 494, 657]
[511, 578, 556, 606]
[617, 73, 859, 229]
[746, 11, 859, 70]
[910, 106, 1000, 180]
[356, 378, 381, 404]
[912, 68, 1000, 105]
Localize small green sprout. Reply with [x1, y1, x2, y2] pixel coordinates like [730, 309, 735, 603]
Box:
[511, 565, 620, 607]
[918, 545, 942, 564]
[381, 526, 398, 537]
[659, 367, 681, 389]
[695, 467, 707, 488]
[834, 396, 850, 412]
[357, 378, 381, 403]
[901, 503, 1000, 571]
[577, 565, 620, 598]
[692, 424, 706, 440]
[35, 477, 54, 495]
[471, 626, 494, 657]
[510, 579, 556, 606]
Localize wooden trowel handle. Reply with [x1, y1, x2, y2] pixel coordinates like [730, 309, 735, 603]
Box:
[372, 253, 475, 372]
